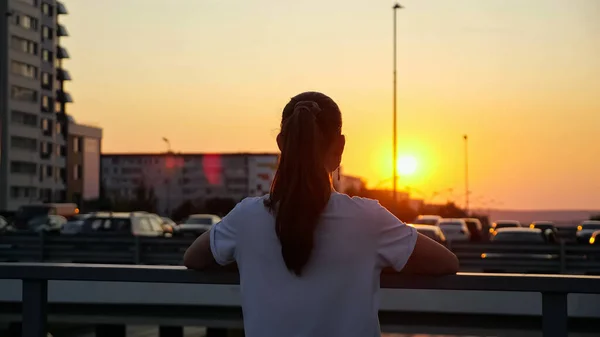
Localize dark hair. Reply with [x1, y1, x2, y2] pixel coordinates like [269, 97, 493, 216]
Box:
[265, 91, 342, 276]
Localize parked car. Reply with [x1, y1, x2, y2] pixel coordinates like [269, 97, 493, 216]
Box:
[462, 218, 484, 242]
[27, 215, 68, 234]
[0, 216, 16, 234]
[589, 230, 600, 245]
[410, 224, 446, 244]
[482, 228, 558, 272]
[160, 216, 177, 235]
[412, 215, 442, 226]
[176, 214, 221, 236]
[437, 219, 470, 242]
[78, 212, 163, 237]
[61, 215, 90, 235]
[529, 221, 558, 243]
[147, 213, 171, 237]
[576, 221, 600, 244]
[489, 220, 521, 236]
[12, 203, 79, 231]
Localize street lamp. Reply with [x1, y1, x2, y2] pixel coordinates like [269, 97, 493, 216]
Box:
[463, 134, 469, 215]
[392, 3, 403, 202]
[162, 137, 171, 153]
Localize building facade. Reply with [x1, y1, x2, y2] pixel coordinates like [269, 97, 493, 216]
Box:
[101, 153, 279, 215]
[66, 118, 102, 206]
[0, 0, 72, 212]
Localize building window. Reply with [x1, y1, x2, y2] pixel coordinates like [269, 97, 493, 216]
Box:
[60, 145, 67, 157]
[41, 95, 53, 112]
[42, 49, 53, 62]
[41, 118, 53, 136]
[73, 164, 81, 180]
[10, 161, 37, 175]
[55, 144, 61, 156]
[42, 26, 53, 41]
[10, 36, 37, 55]
[11, 61, 37, 79]
[18, 0, 38, 6]
[11, 136, 37, 152]
[46, 165, 53, 178]
[42, 3, 54, 16]
[73, 137, 80, 153]
[55, 101, 62, 113]
[41, 72, 52, 90]
[13, 13, 38, 31]
[11, 86, 37, 103]
[11, 110, 38, 127]
[56, 122, 62, 135]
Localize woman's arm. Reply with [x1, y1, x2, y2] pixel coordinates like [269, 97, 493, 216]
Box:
[401, 233, 459, 275]
[183, 230, 217, 270]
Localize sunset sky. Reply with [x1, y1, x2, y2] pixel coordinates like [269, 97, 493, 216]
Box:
[60, 0, 599, 210]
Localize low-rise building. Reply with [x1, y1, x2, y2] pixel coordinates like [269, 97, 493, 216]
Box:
[66, 117, 102, 205]
[101, 153, 279, 215]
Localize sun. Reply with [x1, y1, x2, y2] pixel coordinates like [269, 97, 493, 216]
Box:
[397, 156, 417, 175]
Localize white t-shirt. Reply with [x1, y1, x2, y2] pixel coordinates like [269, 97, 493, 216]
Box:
[210, 191, 417, 337]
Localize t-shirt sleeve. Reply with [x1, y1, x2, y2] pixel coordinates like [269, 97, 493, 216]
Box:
[209, 199, 249, 266]
[372, 200, 418, 270]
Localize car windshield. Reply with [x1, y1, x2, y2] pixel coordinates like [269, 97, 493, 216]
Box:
[185, 217, 213, 225]
[582, 224, 600, 230]
[413, 218, 438, 225]
[495, 222, 518, 228]
[493, 232, 544, 242]
[15, 205, 51, 219]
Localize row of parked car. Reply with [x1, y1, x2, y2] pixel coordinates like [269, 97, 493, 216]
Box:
[409, 215, 600, 245]
[0, 205, 222, 238]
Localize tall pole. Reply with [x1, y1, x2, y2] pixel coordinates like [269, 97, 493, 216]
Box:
[163, 137, 171, 215]
[463, 134, 469, 215]
[392, 3, 402, 202]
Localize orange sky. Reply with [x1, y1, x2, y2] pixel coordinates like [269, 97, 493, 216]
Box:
[60, 0, 600, 210]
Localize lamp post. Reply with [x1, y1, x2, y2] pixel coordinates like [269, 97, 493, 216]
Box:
[162, 137, 172, 215]
[392, 3, 403, 202]
[463, 134, 469, 215]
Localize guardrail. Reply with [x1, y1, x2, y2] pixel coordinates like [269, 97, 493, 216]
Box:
[1, 233, 599, 274]
[1, 263, 599, 337]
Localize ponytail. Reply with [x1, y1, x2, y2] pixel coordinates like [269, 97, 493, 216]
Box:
[266, 97, 340, 276]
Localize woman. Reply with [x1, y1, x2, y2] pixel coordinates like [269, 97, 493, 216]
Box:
[184, 91, 458, 337]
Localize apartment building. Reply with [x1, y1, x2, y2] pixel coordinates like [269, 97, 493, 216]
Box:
[101, 153, 279, 215]
[0, 0, 72, 212]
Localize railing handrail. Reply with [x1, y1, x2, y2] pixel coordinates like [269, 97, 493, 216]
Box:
[1, 262, 599, 294]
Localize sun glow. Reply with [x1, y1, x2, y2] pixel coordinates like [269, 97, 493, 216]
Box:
[397, 156, 417, 175]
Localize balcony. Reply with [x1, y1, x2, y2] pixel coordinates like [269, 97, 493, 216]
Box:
[56, 1, 68, 15]
[0, 262, 599, 337]
[56, 46, 69, 59]
[56, 68, 71, 81]
[56, 24, 69, 37]
[55, 90, 73, 103]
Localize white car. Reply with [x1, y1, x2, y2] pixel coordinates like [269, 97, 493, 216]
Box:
[176, 214, 222, 236]
[412, 215, 442, 226]
[437, 219, 471, 242]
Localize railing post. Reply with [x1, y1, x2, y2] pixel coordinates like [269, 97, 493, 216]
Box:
[542, 292, 568, 337]
[159, 326, 183, 337]
[559, 240, 566, 274]
[38, 231, 45, 262]
[21, 279, 48, 337]
[134, 236, 141, 264]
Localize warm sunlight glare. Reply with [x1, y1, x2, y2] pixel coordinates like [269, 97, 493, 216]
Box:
[397, 156, 417, 176]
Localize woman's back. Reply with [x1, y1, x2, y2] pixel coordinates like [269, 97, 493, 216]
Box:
[210, 192, 417, 337]
[184, 91, 458, 337]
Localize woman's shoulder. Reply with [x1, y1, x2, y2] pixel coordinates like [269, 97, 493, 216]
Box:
[330, 192, 383, 213]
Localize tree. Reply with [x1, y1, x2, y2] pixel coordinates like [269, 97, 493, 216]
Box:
[591, 214, 600, 221]
[205, 197, 237, 217]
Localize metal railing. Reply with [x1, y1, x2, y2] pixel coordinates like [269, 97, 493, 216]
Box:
[1, 233, 599, 274]
[0, 263, 599, 337]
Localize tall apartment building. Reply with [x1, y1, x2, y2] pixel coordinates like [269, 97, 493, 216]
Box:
[101, 153, 279, 215]
[0, 0, 72, 212]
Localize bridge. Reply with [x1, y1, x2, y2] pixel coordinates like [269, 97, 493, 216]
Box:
[1, 263, 600, 337]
